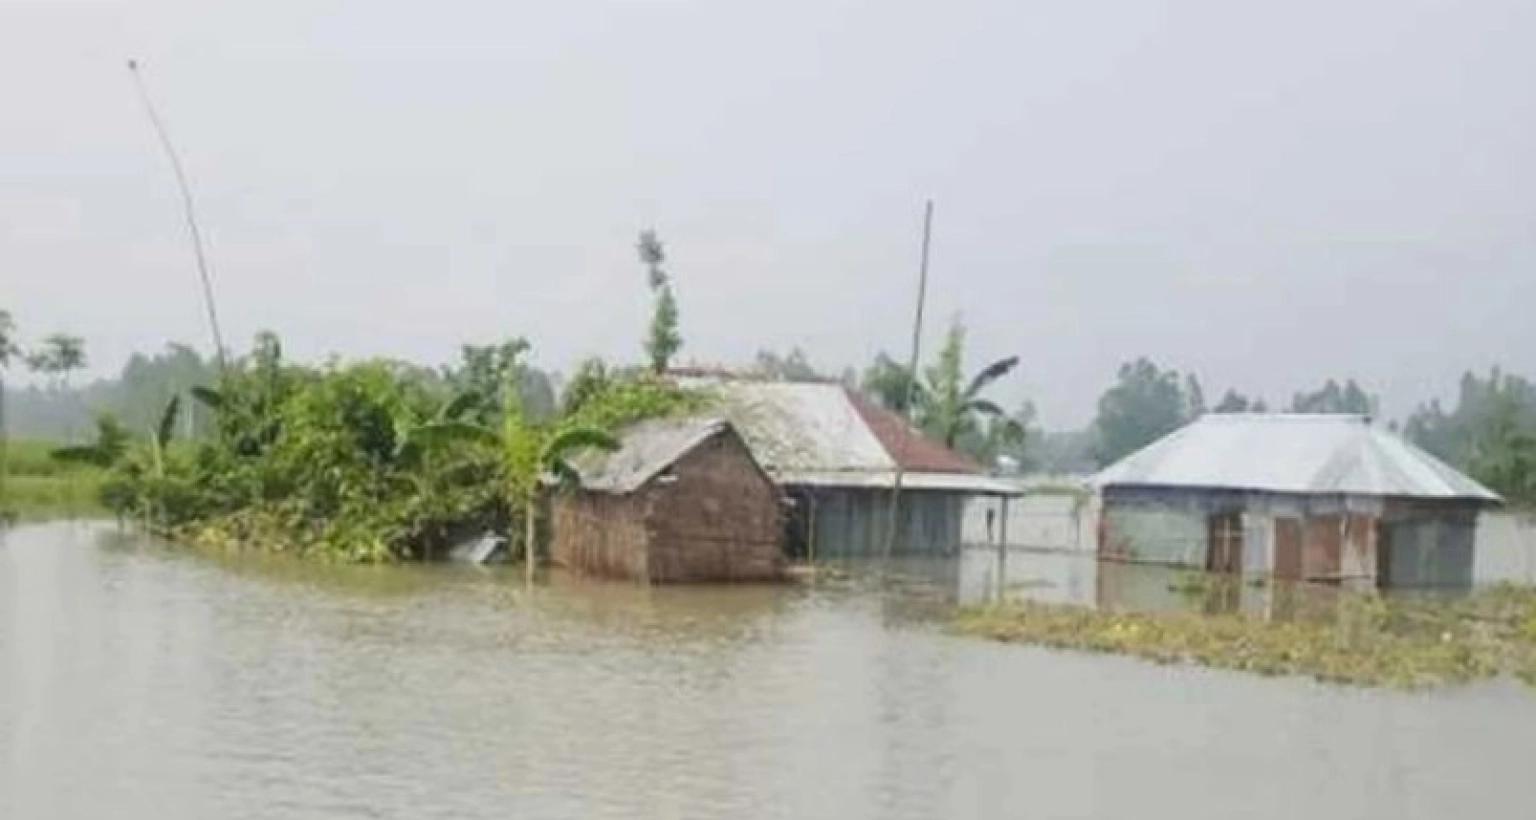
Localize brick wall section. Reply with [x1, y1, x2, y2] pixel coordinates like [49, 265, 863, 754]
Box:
[550, 428, 785, 583]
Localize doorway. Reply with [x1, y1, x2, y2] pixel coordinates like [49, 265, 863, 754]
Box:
[1206, 512, 1244, 574]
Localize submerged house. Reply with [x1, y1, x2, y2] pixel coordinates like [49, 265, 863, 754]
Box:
[690, 379, 1017, 559]
[1092, 414, 1501, 589]
[550, 417, 785, 583]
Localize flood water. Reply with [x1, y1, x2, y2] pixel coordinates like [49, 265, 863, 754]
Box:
[4, 522, 1536, 819]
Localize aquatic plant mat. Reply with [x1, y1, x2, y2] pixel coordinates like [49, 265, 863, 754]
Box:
[955, 583, 1536, 689]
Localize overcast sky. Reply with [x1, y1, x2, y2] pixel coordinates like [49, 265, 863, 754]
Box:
[3, 0, 1533, 428]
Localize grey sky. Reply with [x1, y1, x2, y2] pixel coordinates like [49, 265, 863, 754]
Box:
[3, 0, 1533, 428]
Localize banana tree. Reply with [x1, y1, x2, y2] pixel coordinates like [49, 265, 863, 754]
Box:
[53, 397, 183, 526]
[419, 391, 617, 583]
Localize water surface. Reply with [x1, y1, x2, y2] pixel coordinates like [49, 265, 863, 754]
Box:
[3, 522, 1534, 819]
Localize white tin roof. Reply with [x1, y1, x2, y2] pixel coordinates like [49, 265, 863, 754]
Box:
[1092, 413, 1499, 502]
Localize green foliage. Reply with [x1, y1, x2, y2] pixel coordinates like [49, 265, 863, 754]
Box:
[565, 374, 711, 432]
[862, 317, 1022, 462]
[1213, 389, 1268, 413]
[1405, 369, 1536, 506]
[1290, 378, 1376, 415]
[50, 414, 132, 468]
[71, 332, 706, 563]
[25, 333, 87, 388]
[638, 230, 683, 373]
[754, 348, 823, 381]
[0, 309, 17, 368]
[1092, 358, 1200, 466]
[0, 437, 107, 518]
[956, 585, 1536, 690]
[861, 352, 920, 413]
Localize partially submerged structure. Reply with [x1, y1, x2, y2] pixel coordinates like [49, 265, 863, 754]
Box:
[1092, 414, 1500, 589]
[550, 417, 784, 583]
[693, 379, 1017, 559]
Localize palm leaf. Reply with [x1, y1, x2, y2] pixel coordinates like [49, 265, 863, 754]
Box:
[548, 459, 583, 491]
[437, 390, 484, 422]
[413, 420, 500, 450]
[965, 398, 1009, 418]
[962, 356, 1019, 401]
[543, 427, 619, 462]
[190, 386, 226, 411]
[156, 395, 182, 449]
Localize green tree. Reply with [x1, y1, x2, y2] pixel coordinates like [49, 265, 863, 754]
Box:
[1467, 388, 1536, 506]
[0, 309, 18, 507]
[916, 318, 1021, 450]
[560, 358, 613, 415]
[957, 401, 1037, 471]
[422, 384, 618, 584]
[1092, 358, 1199, 465]
[26, 333, 87, 392]
[1213, 389, 1268, 413]
[638, 230, 682, 373]
[861, 352, 921, 412]
[1290, 378, 1376, 414]
[754, 348, 822, 381]
[1405, 368, 1536, 505]
[26, 333, 87, 440]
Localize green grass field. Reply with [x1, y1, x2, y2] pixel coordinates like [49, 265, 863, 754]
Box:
[0, 439, 106, 520]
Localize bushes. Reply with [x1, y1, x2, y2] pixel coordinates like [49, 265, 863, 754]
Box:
[93, 334, 705, 562]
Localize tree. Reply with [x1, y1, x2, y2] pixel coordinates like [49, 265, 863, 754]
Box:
[560, 358, 613, 415]
[1213, 389, 1268, 414]
[26, 333, 87, 393]
[1290, 378, 1376, 415]
[1467, 388, 1536, 506]
[1092, 358, 1199, 466]
[1184, 374, 1206, 420]
[754, 348, 822, 381]
[861, 352, 921, 412]
[422, 381, 618, 584]
[917, 318, 1021, 450]
[25, 333, 87, 440]
[638, 230, 682, 373]
[1404, 368, 1536, 505]
[0, 310, 20, 506]
[958, 401, 1037, 472]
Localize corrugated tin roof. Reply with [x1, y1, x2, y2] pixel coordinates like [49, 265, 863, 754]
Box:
[571, 416, 734, 494]
[1092, 413, 1500, 502]
[845, 390, 982, 474]
[676, 379, 1013, 495]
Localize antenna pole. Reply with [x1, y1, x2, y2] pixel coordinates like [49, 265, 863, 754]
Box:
[127, 59, 229, 371]
[883, 199, 934, 562]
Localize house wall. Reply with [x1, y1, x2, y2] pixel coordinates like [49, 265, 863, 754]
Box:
[1099, 488, 1482, 589]
[803, 488, 968, 559]
[644, 432, 784, 583]
[962, 491, 1096, 552]
[1474, 511, 1536, 585]
[550, 492, 650, 580]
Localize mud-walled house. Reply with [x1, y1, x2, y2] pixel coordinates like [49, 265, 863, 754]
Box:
[551, 417, 785, 583]
[1092, 414, 1500, 590]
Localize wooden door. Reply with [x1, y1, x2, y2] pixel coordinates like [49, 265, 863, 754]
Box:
[1274, 518, 1303, 581]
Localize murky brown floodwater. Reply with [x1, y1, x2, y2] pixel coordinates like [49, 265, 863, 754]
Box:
[4, 522, 1536, 820]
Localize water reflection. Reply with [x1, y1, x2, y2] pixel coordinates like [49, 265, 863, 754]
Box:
[4, 523, 1536, 820]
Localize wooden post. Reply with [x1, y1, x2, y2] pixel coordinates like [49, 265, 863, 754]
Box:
[882, 200, 935, 562]
[807, 492, 818, 565]
[996, 495, 1010, 603]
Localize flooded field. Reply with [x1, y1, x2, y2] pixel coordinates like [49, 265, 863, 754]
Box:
[4, 522, 1536, 819]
